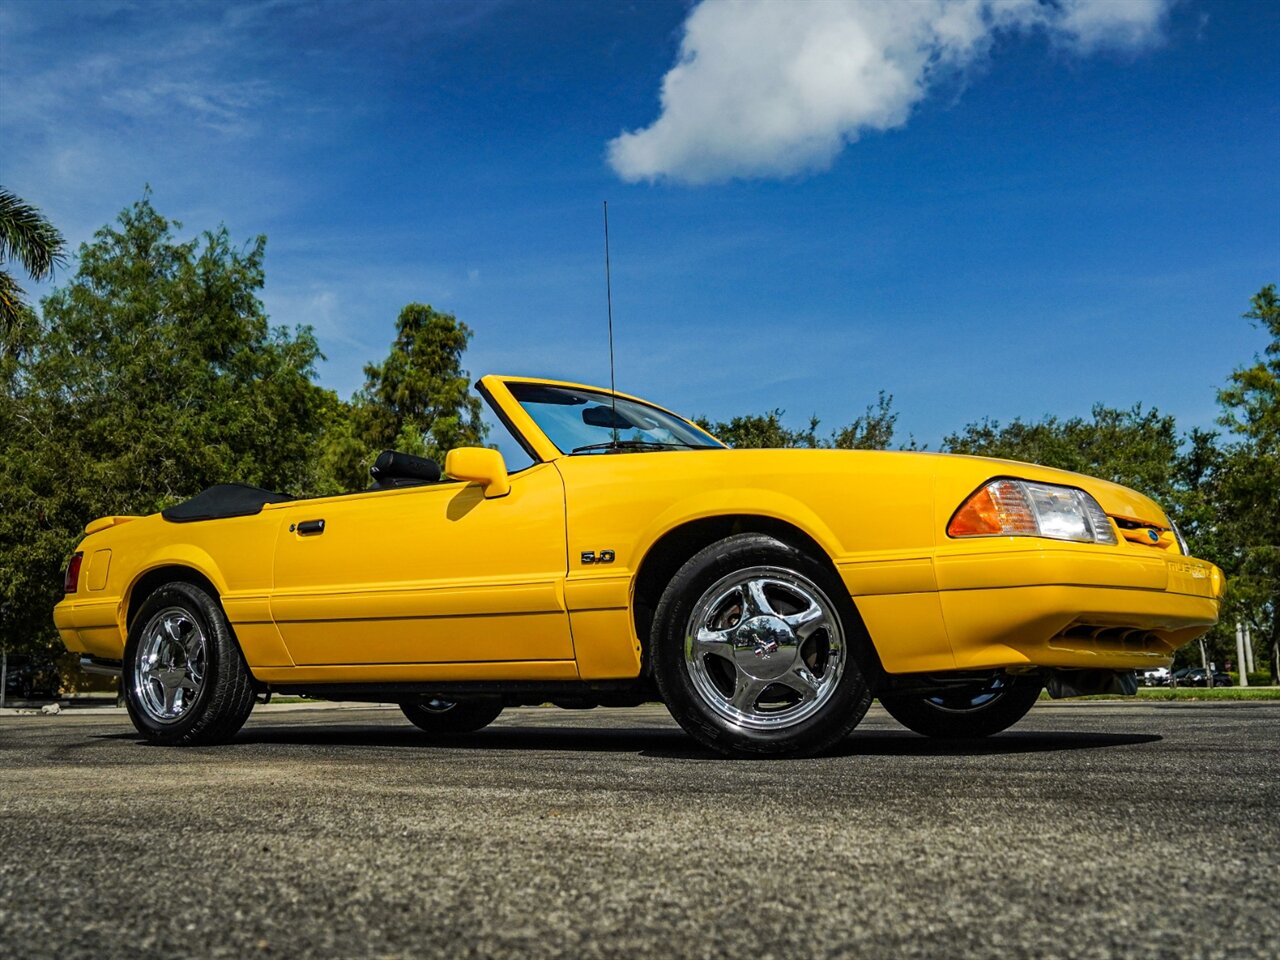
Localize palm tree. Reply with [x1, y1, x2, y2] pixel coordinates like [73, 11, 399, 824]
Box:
[0, 186, 66, 340]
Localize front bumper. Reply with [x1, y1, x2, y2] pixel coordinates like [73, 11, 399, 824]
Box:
[936, 547, 1223, 671]
[843, 545, 1223, 674]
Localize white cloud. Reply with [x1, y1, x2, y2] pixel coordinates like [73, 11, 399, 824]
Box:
[1054, 0, 1171, 50]
[607, 0, 1173, 184]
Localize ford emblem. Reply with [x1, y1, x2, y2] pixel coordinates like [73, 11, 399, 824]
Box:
[1147, 529, 1160, 543]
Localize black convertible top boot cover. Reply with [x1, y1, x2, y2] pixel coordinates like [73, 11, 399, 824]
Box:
[161, 484, 294, 523]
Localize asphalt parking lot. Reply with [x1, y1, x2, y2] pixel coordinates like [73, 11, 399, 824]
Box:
[1, 700, 1277, 960]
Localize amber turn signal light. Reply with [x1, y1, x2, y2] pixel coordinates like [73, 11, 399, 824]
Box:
[948, 486, 1002, 536]
[949, 479, 1037, 537]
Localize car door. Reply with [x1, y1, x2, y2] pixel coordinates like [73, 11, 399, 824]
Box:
[269, 462, 573, 667]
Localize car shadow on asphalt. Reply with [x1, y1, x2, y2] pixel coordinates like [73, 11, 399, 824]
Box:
[637, 729, 1163, 761]
[832, 729, 1162, 758]
[96, 724, 1162, 760]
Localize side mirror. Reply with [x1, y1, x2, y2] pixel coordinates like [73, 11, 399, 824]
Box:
[444, 447, 510, 499]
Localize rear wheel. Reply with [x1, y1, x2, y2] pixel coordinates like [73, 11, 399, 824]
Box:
[651, 534, 872, 758]
[123, 581, 257, 745]
[879, 675, 1041, 739]
[399, 698, 503, 735]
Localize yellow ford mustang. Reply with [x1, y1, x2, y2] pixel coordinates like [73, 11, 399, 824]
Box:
[54, 375, 1224, 757]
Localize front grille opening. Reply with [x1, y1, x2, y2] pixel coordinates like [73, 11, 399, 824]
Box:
[1110, 515, 1173, 549]
[1112, 517, 1149, 529]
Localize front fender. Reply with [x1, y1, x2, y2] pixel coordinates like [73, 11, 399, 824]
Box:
[632, 487, 847, 568]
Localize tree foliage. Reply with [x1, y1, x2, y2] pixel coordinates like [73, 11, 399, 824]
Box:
[317, 303, 487, 493]
[698, 409, 820, 449]
[0, 187, 66, 346]
[1214, 284, 1280, 676]
[942, 404, 1183, 507]
[699, 392, 903, 451]
[832, 391, 901, 451]
[0, 195, 333, 655]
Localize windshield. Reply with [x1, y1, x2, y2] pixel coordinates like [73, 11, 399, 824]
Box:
[507, 382, 724, 455]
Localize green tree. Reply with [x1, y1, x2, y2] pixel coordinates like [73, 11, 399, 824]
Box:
[698, 392, 902, 450]
[0, 194, 333, 658]
[832, 391, 900, 450]
[942, 404, 1184, 507]
[1, 187, 66, 351]
[319, 303, 487, 492]
[697, 409, 820, 449]
[1166, 427, 1227, 566]
[1215, 284, 1280, 680]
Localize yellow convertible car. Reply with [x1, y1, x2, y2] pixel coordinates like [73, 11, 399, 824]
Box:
[54, 375, 1224, 757]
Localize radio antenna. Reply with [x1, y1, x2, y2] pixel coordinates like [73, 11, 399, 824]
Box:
[603, 200, 618, 444]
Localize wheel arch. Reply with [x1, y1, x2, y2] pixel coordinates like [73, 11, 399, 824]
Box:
[630, 513, 885, 683]
[124, 557, 225, 631]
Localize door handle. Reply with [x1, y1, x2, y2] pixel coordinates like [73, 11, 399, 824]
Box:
[295, 519, 326, 536]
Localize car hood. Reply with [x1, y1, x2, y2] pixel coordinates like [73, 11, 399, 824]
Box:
[652, 447, 1173, 527]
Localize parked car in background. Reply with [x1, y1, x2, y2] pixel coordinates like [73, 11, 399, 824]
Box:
[1177, 667, 1233, 688]
[1141, 666, 1170, 686]
[2, 655, 61, 701]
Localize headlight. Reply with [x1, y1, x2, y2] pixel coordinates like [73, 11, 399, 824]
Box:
[948, 479, 1118, 545]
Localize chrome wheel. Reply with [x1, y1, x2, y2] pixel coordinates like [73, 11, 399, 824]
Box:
[133, 607, 207, 725]
[880, 673, 1042, 739]
[399, 697, 503, 734]
[420, 698, 457, 713]
[924, 676, 1010, 713]
[683, 566, 846, 730]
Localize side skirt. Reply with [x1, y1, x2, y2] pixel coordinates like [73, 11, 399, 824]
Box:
[268, 678, 657, 709]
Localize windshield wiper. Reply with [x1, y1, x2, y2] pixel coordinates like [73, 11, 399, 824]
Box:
[570, 439, 702, 454]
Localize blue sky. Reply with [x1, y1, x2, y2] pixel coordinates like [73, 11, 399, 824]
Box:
[1, 0, 1277, 450]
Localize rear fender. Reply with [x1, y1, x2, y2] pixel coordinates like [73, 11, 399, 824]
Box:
[124, 545, 230, 630]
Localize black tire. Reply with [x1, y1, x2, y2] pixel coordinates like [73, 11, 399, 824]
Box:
[399, 698, 503, 735]
[651, 533, 872, 758]
[123, 581, 257, 745]
[879, 675, 1042, 739]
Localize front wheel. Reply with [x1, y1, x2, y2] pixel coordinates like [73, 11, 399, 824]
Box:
[123, 581, 257, 745]
[651, 534, 872, 758]
[399, 698, 503, 735]
[879, 675, 1042, 739]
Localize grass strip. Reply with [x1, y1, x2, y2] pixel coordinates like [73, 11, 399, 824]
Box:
[1042, 686, 1280, 702]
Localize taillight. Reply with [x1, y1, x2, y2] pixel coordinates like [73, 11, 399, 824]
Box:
[948, 479, 1118, 545]
[64, 552, 83, 593]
